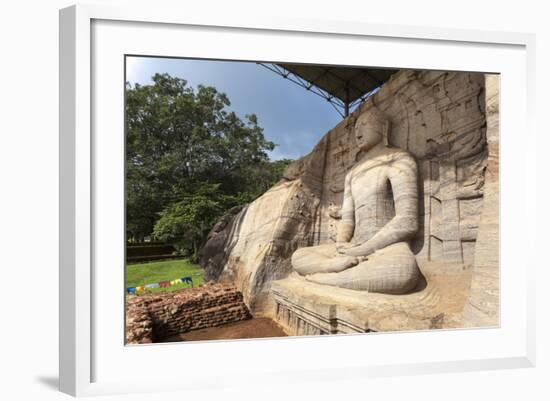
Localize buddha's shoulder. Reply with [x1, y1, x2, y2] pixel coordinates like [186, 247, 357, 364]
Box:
[385, 147, 413, 157]
[386, 147, 416, 163]
[348, 148, 416, 177]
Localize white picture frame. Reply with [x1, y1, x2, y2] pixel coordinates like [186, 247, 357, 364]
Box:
[59, 3, 536, 397]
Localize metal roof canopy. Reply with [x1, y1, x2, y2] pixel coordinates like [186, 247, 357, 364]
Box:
[259, 63, 397, 118]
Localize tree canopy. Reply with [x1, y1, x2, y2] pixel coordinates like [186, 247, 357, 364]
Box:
[126, 73, 292, 259]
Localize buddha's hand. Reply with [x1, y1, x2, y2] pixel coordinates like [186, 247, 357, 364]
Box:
[336, 242, 358, 254]
[336, 242, 371, 257]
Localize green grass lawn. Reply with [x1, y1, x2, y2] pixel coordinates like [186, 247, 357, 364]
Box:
[126, 258, 204, 294]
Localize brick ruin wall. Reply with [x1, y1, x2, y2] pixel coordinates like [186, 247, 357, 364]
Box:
[126, 283, 252, 344]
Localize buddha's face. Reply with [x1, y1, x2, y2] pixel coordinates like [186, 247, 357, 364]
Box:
[354, 112, 385, 152]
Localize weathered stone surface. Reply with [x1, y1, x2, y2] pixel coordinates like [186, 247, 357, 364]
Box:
[462, 74, 500, 327]
[126, 283, 251, 344]
[201, 70, 498, 328]
[208, 137, 328, 314]
[199, 205, 247, 281]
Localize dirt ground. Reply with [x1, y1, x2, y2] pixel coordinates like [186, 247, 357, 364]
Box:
[159, 318, 288, 342]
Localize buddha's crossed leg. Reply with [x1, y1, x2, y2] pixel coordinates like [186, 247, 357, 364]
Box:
[292, 243, 359, 276]
[304, 242, 419, 294]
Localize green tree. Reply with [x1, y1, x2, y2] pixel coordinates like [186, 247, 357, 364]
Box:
[126, 73, 291, 250]
[152, 183, 228, 260]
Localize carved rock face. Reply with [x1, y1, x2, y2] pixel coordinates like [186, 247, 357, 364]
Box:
[353, 110, 385, 152]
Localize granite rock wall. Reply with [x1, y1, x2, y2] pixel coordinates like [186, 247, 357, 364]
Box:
[462, 74, 500, 327]
[201, 70, 498, 325]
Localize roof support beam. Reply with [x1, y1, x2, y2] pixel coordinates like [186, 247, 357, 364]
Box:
[258, 62, 394, 118]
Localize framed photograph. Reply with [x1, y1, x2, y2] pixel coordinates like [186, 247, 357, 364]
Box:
[59, 4, 536, 397]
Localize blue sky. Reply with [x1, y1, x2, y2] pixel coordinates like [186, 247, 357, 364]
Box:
[126, 56, 345, 160]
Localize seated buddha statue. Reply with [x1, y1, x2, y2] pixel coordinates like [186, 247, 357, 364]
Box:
[291, 108, 421, 294]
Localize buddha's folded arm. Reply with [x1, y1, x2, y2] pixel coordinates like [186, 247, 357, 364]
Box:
[340, 152, 419, 258]
[336, 173, 355, 243]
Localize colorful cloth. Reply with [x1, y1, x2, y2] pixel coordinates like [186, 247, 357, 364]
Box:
[132, 276, 193, 294]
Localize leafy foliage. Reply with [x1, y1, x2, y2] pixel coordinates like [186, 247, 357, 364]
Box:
[153, 183, 234, 260]
[126, 73, 292, 258]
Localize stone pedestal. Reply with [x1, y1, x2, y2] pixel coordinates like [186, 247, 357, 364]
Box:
[272, 284, 368, 335]
[271, 261, 473, 336]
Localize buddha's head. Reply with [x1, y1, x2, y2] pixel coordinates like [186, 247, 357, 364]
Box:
[354, 108, 389, 152]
